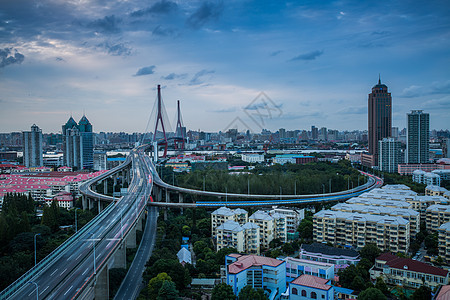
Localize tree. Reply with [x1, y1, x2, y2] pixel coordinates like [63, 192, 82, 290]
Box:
[360, 243, 381, 263]
[411, 286, 432, 300]
[350, 275, 366, 291]
[157, 280, 179, 300]
[374, 277, 389, 296]
[358, 287, 387, 300]
[146, 259, 191, 291]
[297, 218, 313, 239]
[238, 285, 267, 300]
[215, 247, 238, 265]
[211, 283, 235, 300]
[148, 273, 173, 300]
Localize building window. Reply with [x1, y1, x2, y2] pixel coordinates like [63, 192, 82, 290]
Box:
[311, 291, 317, 299]
[301, 290, 307, 296]
[292, 288, 298, 295]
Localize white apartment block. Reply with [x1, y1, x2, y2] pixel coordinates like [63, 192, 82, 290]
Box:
[331, 203, 419, 238]
[346, 197, 413, 209]
[426, 205, 450, 233]
[216, 221, 260, 255]
[313, 210, 410, 254]
[438, 222, 450, 263]
[269, 207, 305, 233]
[241, 154, 264, 163]
[211, 207, 249, 236]
[426, 185, 448, 197]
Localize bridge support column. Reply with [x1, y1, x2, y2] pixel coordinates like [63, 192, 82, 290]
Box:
[82, 196, 88, 210]
[166, 190, 170, 203]
[179, 193, 184, 215]
[89, 198, 94, 210]
[104, 179, 108, 195]
[126, 227, 136, 248]
[114, 176, 117, 187]
[98, 200, 101, 214]
[94, 266, 109, 300]
[113, 242, 127, 269]
[136, 213, 143, 231]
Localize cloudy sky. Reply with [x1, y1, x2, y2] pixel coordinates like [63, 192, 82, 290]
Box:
[1, 0, 449, 134]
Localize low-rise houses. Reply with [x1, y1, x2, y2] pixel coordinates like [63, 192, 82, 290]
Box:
[370, 253, 449, 290]
[299, 243, 360, 272]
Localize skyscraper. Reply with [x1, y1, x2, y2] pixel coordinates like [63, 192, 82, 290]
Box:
[368, 76, 392, 166]
[62, 115, 93, 170]
[379, 137, 402, 173]
[407, 110, 429, 164]
[22, 124, 43, 167]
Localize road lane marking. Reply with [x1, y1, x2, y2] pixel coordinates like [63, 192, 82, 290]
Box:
[82, 268, 89, 276]
[60, 268, 67, 276]
[76, 252, 83, 260]
[50, 268, 59, 276]
[64, 285, 73, 296]
[39, 285, 49, 295]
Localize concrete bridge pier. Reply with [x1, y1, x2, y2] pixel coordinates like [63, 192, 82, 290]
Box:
[126, 227, 136, 248]
[82, 196, 88, 210]
[89, 198, 94, 210]
[179, 193, 184, 215]
[94, 266, 109, 300]
[136, 213, 144, 231]
[113, 242, 127, 269]
[103, 179, 108, 195]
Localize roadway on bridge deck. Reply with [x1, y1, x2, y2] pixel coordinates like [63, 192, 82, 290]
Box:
[114, 206, 158, 300]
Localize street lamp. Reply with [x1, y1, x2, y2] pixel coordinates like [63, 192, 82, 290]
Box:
[294, 181, 297, 195]
[322, 184, 325, 194]
[28, 281, 38, 300]
[279, 186, 282, 200]
[329, 179, 331, 193]
[89, 233, 96, 275]
[34, 233, 41, 266]
[74, 208, 80, 233]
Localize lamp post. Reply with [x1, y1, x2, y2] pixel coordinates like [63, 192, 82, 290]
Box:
[75, 208, 80, 233]
[247, 178, 250, 195]
[279, 186, 282, 200]
[225, 187, 228, 207]
[322, 184, 325, 194]
[34, 233, 41, 266]
[89, 233, 96, 275]
[294, 181, 297, 195]
[28, 281, 38, 300]
[329, 179, 331, 193]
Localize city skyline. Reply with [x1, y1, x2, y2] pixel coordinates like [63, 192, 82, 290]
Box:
[1, 1, 449, 133]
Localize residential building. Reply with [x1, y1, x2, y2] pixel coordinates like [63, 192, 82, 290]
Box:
[346, 197, 413, 210]
[331, 203, 420, 237]
[62, 115, 93, 170]
[211, 206, 248, 236]
[435, 284, 450, 300]
[426, 185, 448, 197]
[225, 254, 286, 299]
[288, 274, 334, 300]
[241, 153, 264, 163]
[300, 243, 360, 272]
[313, 210, 410, 253]
[398, 161, 450, 175]
[284, 256, 335, 281]
[407, 110, 430, 164]
[78, 115, 94, 169]
[426, 205, 450, 232]
[378, 138, 402, 173]
[44, 191, 74, 209]
[249, 210, 287, 248]
[216, 221, 260, 255]
[370, 253, 449, 289]
[438, 222, 450, 263]
[269, 207, 305, 233]
[22, 124, 43, 168]
[177, 247, 192, 266]
[368, 77, 392, 166]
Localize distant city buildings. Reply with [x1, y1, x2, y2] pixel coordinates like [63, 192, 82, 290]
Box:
[367, 77, 392, 166]
[407, 110, 430, 164]
[22, 124, 43, 168]
[62, 115, 93, 170]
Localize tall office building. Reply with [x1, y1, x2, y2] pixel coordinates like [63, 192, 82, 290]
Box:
[311, 126, 318, 140]
[407, 110, 429, 164]
[368, 77, 392, 166]
[22, 124, 43, 167]
[378, 137, 402, 173]
[62, 115, 93, 170]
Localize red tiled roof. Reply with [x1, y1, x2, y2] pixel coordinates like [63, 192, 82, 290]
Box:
[291, 274, 332, 291]
[377, 253, 449, 277]
[228, 255, 284, 274]
[436, 285, 450, 300]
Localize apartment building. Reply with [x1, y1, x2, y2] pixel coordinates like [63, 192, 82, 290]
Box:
[346, 197, 413, 209]
[269, 207, 305, 233]
[426, 205, 450, 232]
[249, 210, 287, 248]
[331, 203, 420, 237]
[211, 207, 248, 236]
[300, 243, 360, 272]
[283, 256, 335, 281]
[288, 274, 334, 300]
[370, 253, 449, 289]
[438, 222, 450, 263]
[225, 254, 286, 299]
[426, 185, 449, 197]
[313, 210, 410, 253]
[216, 221, 261, 255]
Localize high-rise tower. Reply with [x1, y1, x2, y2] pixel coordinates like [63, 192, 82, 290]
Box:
[407, 110, 429, 164]
[78, 115, 93, 169]
[62, 115, 93, 170]
[368, 76, 392, 166]
[22, 124, 43, 167]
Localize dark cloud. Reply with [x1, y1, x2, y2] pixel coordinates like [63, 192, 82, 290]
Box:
[290, 50, 323, 61]
[189, 69, 215, 85]
[161, 73, 187, 80]
[0, 48, 25, 68]
[152, 25, 175, 37]
[89, 15, 122, 34]
[97, 42, 132, 56]
[134, 66, 156, 76]
[55, 57, 65, 62]
[186, 1, 224, 29]
[131, 0, 178, 17]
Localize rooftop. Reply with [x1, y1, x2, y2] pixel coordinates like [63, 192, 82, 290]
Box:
[301, 243, 359, 258]
[376, 253, 448, 277]
[290, 274, 332, 291]
[227, 254, 284, 274]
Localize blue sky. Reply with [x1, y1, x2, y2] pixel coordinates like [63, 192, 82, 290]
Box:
[0, 0, 449, 133]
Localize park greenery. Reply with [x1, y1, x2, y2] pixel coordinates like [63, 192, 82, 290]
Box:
[0, 193, 95, 290]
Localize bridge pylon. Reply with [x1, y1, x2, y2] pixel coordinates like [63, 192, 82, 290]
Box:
[153, 84, 169, 157]
[174, 100, 185, 150]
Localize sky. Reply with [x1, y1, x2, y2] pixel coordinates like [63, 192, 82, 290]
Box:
[0, 0, 449, 134]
